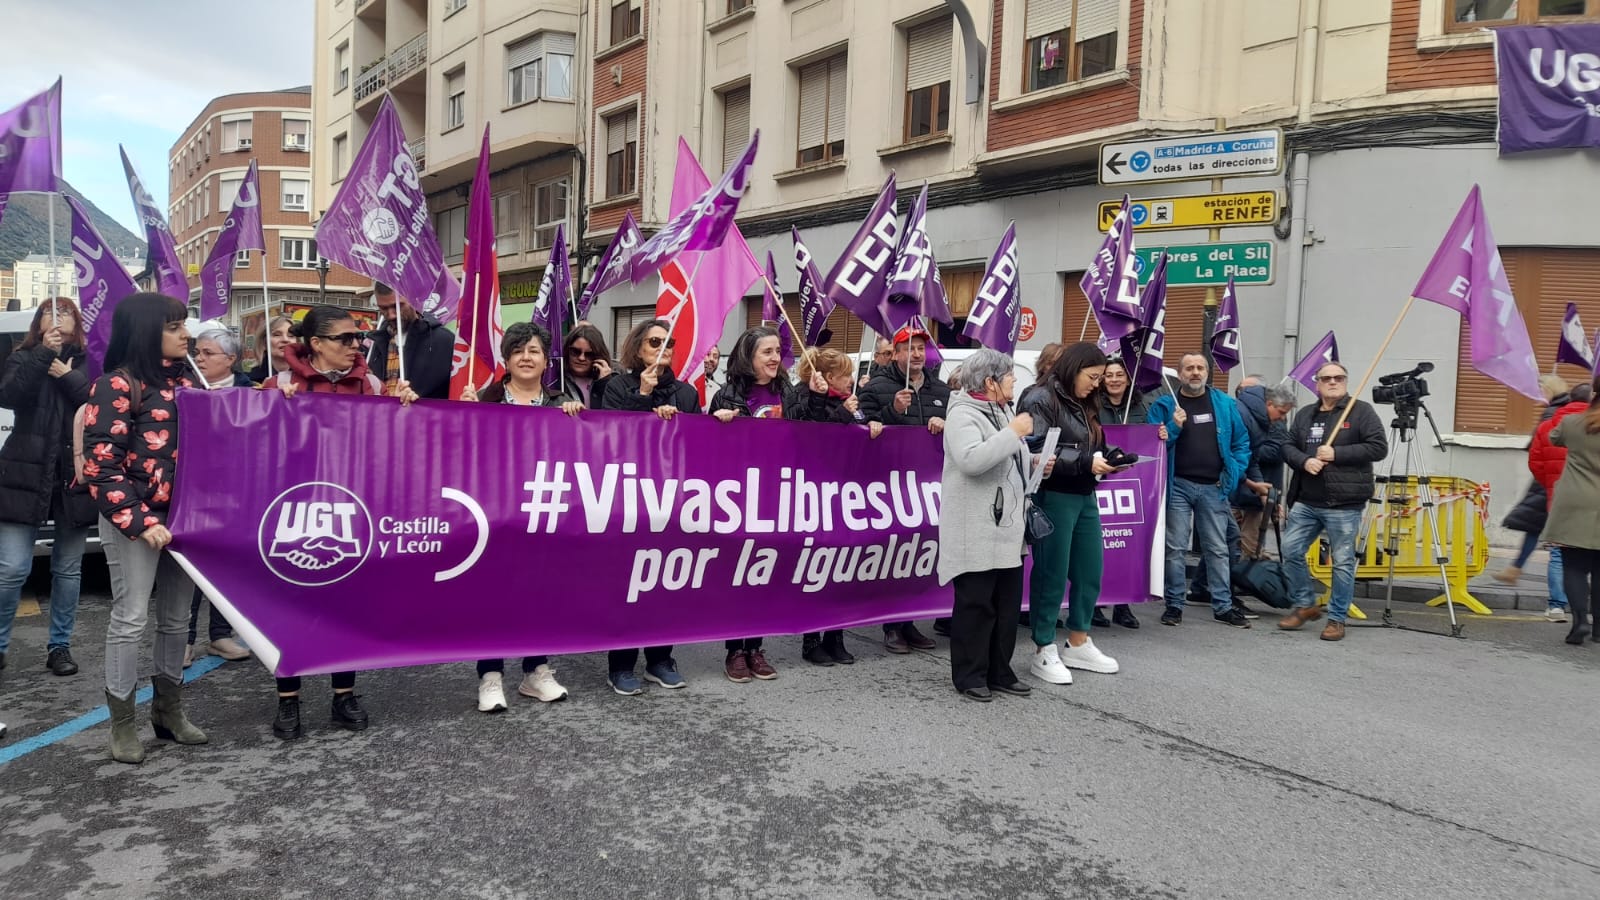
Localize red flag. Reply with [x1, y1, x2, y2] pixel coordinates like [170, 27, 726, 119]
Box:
[449, 127, 504, 400]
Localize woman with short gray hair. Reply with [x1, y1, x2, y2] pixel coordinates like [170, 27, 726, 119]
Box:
[937, 348, 1046, 702]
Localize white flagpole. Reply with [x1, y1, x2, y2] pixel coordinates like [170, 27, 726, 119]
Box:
[47, 192, 59, 329]
[259, 249, 273, 375]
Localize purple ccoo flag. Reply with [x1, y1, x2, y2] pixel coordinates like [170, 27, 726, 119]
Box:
[577, 209, 641, 321]
[881, 183, 952, 335]
[315, 95, 460, 323]
[120, 145, 188, 300]
[69, 197, 140, 380]
[1081, 195, 1142, 353]
[792, 226, 832, 346]
[825, 173, 899, 337]
[0, 79, 62, 218]
[628, 132, 760, 284]
[1289, 331, 1340, 392]
[1592, 328, 1600, 379]
[1412, 185, 1543, 402]
[1120, 252, 1168, 393]
[198, 159, 265, 322]
[1556, 302, 1593, 369]
[1211, 277, 1242, 372]
[762, 251, 796, 369]
[962, 223, 1022, 356]
[531, 224, 571, 390]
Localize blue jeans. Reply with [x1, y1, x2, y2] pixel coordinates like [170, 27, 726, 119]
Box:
[1190, 513, 1242, 599]
[1548, 546, 1568, 610]
[1282, 503, 1362, 622]
[0, 519, 90, 654]
[1164, 478, 1234, 614]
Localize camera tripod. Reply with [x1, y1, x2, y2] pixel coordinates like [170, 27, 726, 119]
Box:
[1360, 398, 1465, 637]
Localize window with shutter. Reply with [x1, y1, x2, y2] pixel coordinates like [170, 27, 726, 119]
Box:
[796, 60, 829, 164]
[614, 305, 656, 353]
[545, 32, 576, 100]
[1024, 0, 1121, 92]
[494, 191, 522, 255]
[507, 35, 544, 105]
[1074, 0, 1119, 78]
[722, 86, 751, 172]
[444, 68, 466, 130]
[610, 0, 642, 45]
[904, 18, 952, 140]
[604, 108, 638, 197]
[826, 58, 847, 158]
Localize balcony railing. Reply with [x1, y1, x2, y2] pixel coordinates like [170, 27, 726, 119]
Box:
[408, 138, 427, 173]
[354, 57, 388, 102]
[389, 32, 427, 82]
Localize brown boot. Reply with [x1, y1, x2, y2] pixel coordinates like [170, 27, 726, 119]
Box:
[1320, 620, 1347, 642]
[1278, 606, 1325, 631]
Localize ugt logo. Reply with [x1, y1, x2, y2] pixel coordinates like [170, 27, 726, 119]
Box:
[1095, 479, 1144, 526]
[258, 482, 373, 586]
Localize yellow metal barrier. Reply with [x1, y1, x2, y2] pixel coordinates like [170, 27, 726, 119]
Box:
[1306, 476, 1492, 617]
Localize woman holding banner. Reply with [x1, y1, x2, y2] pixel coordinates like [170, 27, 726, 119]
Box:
[246, 315, 295, 385]
[710, 326, 795, 683]
[559, 324, 614, 408]
[1018, 342, 1122, 686]
[460, 322, 578, 712]
[85, 293, 206, 764]
[599, 319, 699, 695]
[787, 348, 883, 667]
[0, 298, 95, 679]
[1092, 358, 1151, 631]
[939, 348, 1045, 701]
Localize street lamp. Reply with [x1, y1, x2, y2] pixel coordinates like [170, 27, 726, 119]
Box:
[316, 256, 331, 304]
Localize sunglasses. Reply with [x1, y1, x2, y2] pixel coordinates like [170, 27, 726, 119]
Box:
[646, 336, 677, 350]
[318, 332, 364, 347]
[1316, 374, 1347, 383]
[568, 348, 600, 360]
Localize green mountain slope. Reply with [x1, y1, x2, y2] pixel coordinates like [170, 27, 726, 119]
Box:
[0, 183, 146, 270]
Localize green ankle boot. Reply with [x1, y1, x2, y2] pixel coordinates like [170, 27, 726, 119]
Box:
[104, 689, 145, 764]
[150, 675, 208, 745]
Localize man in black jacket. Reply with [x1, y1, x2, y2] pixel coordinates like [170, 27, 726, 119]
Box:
[1278, 362, 1388, 642]
[860, 326, 950, 652]
[1232, 381, 1295, 558]
[365, 282, 456, 400]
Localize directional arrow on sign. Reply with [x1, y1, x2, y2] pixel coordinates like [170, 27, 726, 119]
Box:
[1100, 204, 1120, 227]
[1105, 152, 1126, 176]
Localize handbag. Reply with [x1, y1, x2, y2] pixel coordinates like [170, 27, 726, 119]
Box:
[986, 405, 1056, 543]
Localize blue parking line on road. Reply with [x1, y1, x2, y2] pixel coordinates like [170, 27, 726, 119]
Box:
[0, 655, 227, 766]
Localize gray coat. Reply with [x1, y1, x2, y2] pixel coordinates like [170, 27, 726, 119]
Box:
[936, 392, 1029, 585]
[1541, 414, 1600, 551]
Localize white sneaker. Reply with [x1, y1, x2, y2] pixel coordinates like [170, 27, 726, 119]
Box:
[519, 664, 568, 702]
[1060, 637, 1119, 674]
[477, 673, 507, 713]
[1030, 644, 1073, 685]
[1547, 605, 1570, 623]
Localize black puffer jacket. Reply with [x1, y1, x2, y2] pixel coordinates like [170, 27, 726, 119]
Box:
[786, 387, 862, 425]
[0, 343, 94, 527]
[859, 367, 951, 426]
[1282, 396, 1388, 509]
[599, 367, 702, 413]
[1019, 378, 1104, 496]
[709, 378, 796, 419]
[1233, 384, 1289, 506]
[366, 314, 457, 400]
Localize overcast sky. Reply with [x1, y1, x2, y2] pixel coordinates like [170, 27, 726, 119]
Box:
[0, 0, 315, 232]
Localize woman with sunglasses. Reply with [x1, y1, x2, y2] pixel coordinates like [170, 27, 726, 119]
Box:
[560, 323, 614, 409]
[598, 319, 699, 695]
[460, 322, 578, 711]
[262, 306, 417, 740]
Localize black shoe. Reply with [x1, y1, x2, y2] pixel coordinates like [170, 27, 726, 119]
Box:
[272, 696, 303, 741]
[989, 681, 1032, 697]
[46, 647, 78, 676]
[959, 686, 993, 702]
[1231, 599, 1260, 620]
[1566, 627, 1590, 646]
[884, 628, 910, 654]
[1214, 609, 1252, 629]
[1160, 607, 1183, 626]
[331, 693, 369, 731]
[823, 636, 856, 665]
[1112, 606, 1140, 629]
[1091, 607, 1111, 628]
[932, 617, 952, 637]
[1186, 592, 1213, 608]
[801, 639, 834, 667]
[901, 624, 937, 651]
[0, 650, 6, 670]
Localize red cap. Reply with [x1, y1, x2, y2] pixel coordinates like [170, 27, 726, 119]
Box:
[892, 325, 930, 346]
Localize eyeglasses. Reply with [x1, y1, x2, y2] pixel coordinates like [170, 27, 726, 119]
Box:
[645, 336, 677, 350]
[1316, 374, 1348, 383]
[568, 348, 600, 360]
[317, 332, 364, 347]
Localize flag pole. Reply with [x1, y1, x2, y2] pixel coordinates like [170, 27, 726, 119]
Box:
[1123, 344, 1145, 424]
[1321, 296, 1418, 445]
[48, 192, 59, 329]
[466, 266, 479, 394]
[1079, 308, 1092, 342]
[259, 249, 273, 374]
[757, 271, 814, 368]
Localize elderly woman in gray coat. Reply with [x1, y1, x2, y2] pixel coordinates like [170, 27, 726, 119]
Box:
[1541, 376, 1600, 646]
[937, 349, 1050, 701]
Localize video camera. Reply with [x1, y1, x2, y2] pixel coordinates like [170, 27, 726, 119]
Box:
[1371, 362, 1433, 408]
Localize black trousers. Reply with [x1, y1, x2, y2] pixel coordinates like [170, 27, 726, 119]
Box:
[187, 586, 233, 644]
[277, 672, 355, 693]
[725, 638, 763, 652]
[608, 646, 672, 673]
[949, 566, 1024, 691]
[476, 656, 549, 677]
[1562, 546, 1600, 635]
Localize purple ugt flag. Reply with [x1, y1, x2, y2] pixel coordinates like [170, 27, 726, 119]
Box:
[1119, 253, 1168, 393]
[1412, 185, 1544, 402]
[1081, 195, 1142, 353]
[762, 251, 796, 370]
[825, 172, 899, 338]
[1555, 302, 1593, 369]
[792, 226, 832, 346]
[120, 146, 188, 301]
[315, 95, 461, 324]
[629, 132, 760, 284]
[198, 159, 265, 322]
[1496, 25, 1600, 155]
[69, 197, 140, 380]
[962, 223, 1021, 355]
[577, 210, 641, 321]
[0, 79, 62, 217]
[1289, 331, 1339, 393]
[1211, 277, 1243, 372]
[881, 183, 952, 335]
[532, 224, 571, 390]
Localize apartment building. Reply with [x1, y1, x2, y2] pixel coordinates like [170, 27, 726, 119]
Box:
[168, 87, 368, 357]
[313, 0, 584, 319]
[11, 255, 82, 308]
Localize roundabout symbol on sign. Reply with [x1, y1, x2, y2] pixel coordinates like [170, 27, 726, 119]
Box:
[1130, 150, 1151, 172]
[1130, 204, 1149, 226]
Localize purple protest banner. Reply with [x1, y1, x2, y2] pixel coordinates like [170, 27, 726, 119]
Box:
[1289, 330, 1339, 392]
[577, 210, 640, 321]
[825, 173, 899, 338]
[119, 145, 189, 300]
[628, 132, 760, 283]
[69, 197, 140, 379]
[1556, 302, 1593, 369]
[531, 224, 571, 390]
[1211, 277, 1242, 372]
[1081, 195, 1142, 353]
[314, 94, 461, 323]
[0, 79, 62, 207]
[793, 226, 832, 346]
[762, 251, 795, 370]
[881, 183, 951, 335]
[962, 223, 1021, 355]
[1495, 25, 1600, 155]
[167, 392, 1165, 676]
[198, 159, 264, 321]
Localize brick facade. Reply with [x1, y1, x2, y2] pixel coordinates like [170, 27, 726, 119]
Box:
[587, 1, 648, 235]
[1387, 0, 1496, 93]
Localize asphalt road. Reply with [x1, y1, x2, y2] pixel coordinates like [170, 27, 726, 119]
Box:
[2, 577, 1597, 899]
